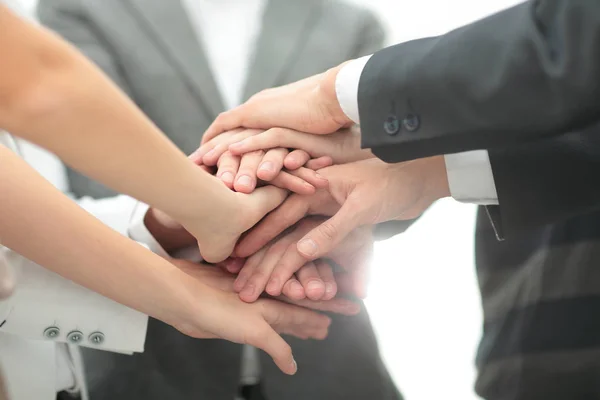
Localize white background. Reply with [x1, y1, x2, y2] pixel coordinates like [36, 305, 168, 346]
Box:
[18, 0, 524, 398]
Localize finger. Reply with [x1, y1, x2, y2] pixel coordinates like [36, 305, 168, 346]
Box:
[260, 299, 332, 341]
[305, 156, 333, 170]
[239, 235, 296, 303]
[235, 150, 264, 193]
[246, 322, 297, 375]
[216, 151, 241, 189]
[191, 129, 242, 164]
[281, 278, 306, 301]
[234, 248, 266, 293]
[257, 148, 288, 181]
[283, 150, 310, 170]
[229, 128, 314, 156]
[266, 240, 316, 297]
[202, 129, 259, 166]
[245, 185, 289, 225]
[287, 167, 329, 189]
[202, 109, 245, 145]
[221, 257, 245, 274]
[297, 199, 362, 261]
[235, 194, 308, 258]
[316, 260, 337, 301]
[277, 294, 361, 316]
[269, 171, 316, 195]
[296, 262, 325, 301]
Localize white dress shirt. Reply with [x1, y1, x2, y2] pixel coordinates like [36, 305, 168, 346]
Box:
[335, 55, 500, 205]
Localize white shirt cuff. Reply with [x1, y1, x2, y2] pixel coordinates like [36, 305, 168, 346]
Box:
[335, 55, 372, 124]
[444, 150, 499, 205]
[127, 203, 170, 259]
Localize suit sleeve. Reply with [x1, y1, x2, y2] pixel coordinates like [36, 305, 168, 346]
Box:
[358, 0, 600, 163]
[484, 123, 600, 239]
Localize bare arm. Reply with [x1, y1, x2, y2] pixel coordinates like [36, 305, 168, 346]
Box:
[0, 145, 335, 374]
[0, 144, 188, 322]
[0, 5, 283, 262]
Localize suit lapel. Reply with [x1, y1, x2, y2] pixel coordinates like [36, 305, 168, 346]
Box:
[242, 0, 320, 101]
[126, 0, 225, 118]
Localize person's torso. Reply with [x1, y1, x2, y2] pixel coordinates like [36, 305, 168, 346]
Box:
[474, 208, 600, 400]
[57, 0, 375, 198]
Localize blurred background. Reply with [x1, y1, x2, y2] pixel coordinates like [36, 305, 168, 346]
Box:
[17, 0, 523, 398]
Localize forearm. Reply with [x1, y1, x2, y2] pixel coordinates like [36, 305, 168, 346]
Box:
[357, 1, 600, 163]
[0, 145, 185, 326]
[0, 5, 233, 223]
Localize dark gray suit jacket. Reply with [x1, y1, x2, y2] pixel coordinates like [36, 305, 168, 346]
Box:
[358, 0, 600, 162]
[38, 0, 401, 399]
[475, 127, 600, 400]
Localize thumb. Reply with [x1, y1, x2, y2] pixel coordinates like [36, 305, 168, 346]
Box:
[244, 186, 288, 226]
[248, 323, 297, 375]
[296, 199, 361, 261]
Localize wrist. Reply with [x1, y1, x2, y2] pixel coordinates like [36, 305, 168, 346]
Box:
[425, 156, 451, 202]
[319, 62, 352, 127]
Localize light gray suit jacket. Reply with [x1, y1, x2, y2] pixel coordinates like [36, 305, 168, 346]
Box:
[38, 1, 401, 399]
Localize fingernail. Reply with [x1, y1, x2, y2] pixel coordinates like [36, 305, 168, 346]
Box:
[221, 172, 233, 184]
[291, 357, 297, 373]
[307, 280, 323, 292]
[241, 284, 255, 299]
[325, 283, 334, 295]
[259, 161, 274, 172]
[237, 175, 253, 188]
[266, 278, 280, 294]
[297, 239, 318, 257]
[205, 149, 215, 158]
[315, 173, 327, 181]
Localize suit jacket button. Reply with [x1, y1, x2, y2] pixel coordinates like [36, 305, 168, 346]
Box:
[88, 331, 105, 345]
[384, 116, 400, 135]
[67, 330, 84, 344]
[43, 326, 60, 339]
[403, 114, 420, 132]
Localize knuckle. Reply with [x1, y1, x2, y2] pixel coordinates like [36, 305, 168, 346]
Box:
[318, 222, 338, 241]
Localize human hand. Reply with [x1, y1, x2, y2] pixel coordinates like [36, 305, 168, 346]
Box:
[236, 157, 450, 263]
[234, 217, 374, 301]
[212, 257, 361, 314]
[227, 126, 372, 165]
[175, 175, 288, 263]
[202, 64, 351, 143]
[166, 259, 333, 375]
[191, 128, 333, 195]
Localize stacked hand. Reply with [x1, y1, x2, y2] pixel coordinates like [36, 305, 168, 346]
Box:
[155, 64, 453, 376]
[163, 259, 360, 375]
[193, 95, 452, 305]
[143, 151, 365, 376]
